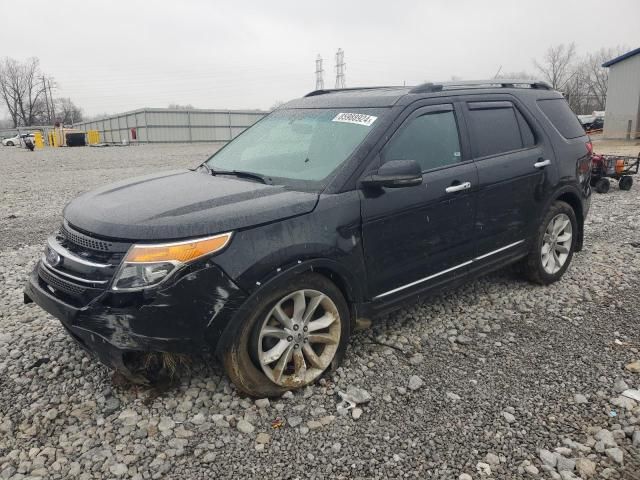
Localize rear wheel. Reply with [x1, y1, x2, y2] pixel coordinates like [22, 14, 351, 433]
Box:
[595, 178, 610, 194]
[5, 141, 14, 146]
[522, 201, 577, 285]
[619, 176, 633, 191]
[222, 273, 350, 397]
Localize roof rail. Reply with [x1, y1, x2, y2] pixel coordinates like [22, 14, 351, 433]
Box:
[409, 79, 551, 94]
[304, 86, 404, 97]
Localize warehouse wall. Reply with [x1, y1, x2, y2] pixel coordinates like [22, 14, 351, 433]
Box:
[604, 55, 640, 139]
[72, 108, 267, 144]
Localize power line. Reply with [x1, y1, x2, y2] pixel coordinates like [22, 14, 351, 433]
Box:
[315, 54, 324, 90]
[335, 48, 346, 89]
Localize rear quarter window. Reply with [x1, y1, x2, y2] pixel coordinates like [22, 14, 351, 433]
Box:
[537, 98, 585, 139]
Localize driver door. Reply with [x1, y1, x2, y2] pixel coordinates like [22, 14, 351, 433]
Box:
[360, 104, 478, 301]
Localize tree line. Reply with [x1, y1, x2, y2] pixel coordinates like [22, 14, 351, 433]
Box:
[0, 57, 83, 128]
[498, 44, 625, 115]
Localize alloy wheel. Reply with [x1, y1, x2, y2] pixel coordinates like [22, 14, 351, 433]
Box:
[541, 213, 573, 275]
[257, 289, 341, 388]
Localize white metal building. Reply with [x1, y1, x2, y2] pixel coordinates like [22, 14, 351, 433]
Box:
[602, 47, 640, 140]
[72, 108, 268, 144]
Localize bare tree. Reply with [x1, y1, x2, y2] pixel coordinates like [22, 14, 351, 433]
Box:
[534, 43, 577, 90]
[579, 46, 628, 111]
[55, 97, 83, 124]
[0, 57, 49, 127]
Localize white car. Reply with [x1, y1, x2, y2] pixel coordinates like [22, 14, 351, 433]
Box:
[2, 133, 34, 146]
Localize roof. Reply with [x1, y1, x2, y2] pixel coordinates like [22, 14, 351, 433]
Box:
[285, 87, 411, 109]
[287, 80, 552, 109]
[602, 47, 640, 67]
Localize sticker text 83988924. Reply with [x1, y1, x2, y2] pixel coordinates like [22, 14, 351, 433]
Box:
[332, 112, 378, 127]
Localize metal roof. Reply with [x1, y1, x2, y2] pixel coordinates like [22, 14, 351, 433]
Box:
[602, 47, 640, 67]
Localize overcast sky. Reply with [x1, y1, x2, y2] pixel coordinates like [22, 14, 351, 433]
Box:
[2, 0, 638, 116]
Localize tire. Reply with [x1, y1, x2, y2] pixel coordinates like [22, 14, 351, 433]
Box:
[595, 178, 610, 194]
[5, 141, 14, 146]
[221, 273, 350, 397]
[619, 176, 633, 191]
[522, 200, 578, 285]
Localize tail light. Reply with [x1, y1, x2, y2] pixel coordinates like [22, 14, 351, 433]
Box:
[586, 140, 593, 155]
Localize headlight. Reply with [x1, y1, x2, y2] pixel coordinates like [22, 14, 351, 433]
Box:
[112, 232, 232, 291]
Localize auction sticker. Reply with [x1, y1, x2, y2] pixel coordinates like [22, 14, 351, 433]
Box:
[332, 112, 377, 127]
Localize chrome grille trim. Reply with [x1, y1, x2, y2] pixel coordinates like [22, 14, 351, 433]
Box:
[41, 256, 109, 285]
[48, 236, 111, 268]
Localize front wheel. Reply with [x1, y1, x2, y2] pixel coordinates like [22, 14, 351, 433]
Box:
[5, 141, 14, 146]
[222, 273, 350, 397]
[522, 201, 578, 285]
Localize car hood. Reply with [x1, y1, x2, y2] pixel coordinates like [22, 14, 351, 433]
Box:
[63, 169, 319, 240]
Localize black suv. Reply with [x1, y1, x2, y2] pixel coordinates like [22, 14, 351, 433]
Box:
[25, 80, 592, 396]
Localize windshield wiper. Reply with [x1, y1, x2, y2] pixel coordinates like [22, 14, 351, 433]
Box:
[210, 168, 271, 185]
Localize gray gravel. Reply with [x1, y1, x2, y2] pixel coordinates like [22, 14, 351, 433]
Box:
[1, 142, 640, 479]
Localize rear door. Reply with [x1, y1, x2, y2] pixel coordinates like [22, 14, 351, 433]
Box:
[361, 103, 478, 300]
[461, 96, 557, 268]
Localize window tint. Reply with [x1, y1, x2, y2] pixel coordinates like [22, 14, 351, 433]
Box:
[467, 104, 522, 157]
[537, 98, 585, 139]
[515, 109, 535, 148]
[383, 110, 461, 171]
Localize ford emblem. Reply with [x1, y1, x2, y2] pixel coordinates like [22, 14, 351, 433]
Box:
[45, 247, 62, 267]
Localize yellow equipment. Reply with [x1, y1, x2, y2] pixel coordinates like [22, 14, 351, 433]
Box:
[87, 130, 101, 145]
[33, 132, 44, 149]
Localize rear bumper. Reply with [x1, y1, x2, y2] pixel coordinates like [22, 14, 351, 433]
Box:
[24, 260, 248, 374]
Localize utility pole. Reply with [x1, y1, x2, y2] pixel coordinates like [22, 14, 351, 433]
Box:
[42, 76, 51, 124]
[47, 78, 56, 124]
[335, 48, 346, 89]
[315, 54, 325, 90]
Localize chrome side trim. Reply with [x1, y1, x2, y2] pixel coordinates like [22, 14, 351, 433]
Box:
[41, 257, 109, 285]
[374, 260, 473, 299]
[47, 236, 111, 268]
[373, 239, 525, 300]
[473, 240, 524, 261]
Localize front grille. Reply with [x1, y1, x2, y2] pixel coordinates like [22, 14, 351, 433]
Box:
[39, 223, 132, 306]
[60, 223, 113, 252]
[39, 266, 87, 295]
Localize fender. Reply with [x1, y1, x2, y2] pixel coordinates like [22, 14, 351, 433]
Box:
[215, 257, 362, 356]
[540, 183, 587, 251]
[250, 257, 364, 304]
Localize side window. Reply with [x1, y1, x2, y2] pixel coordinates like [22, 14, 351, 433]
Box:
[467, 103, 523, 157]
[537, 98, 585, 139]
[383, 110, 461, 171]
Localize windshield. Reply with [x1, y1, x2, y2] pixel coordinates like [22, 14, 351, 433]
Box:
[205, 108, 385, 188]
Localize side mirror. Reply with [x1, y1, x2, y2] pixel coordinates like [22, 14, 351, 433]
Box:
[360, 159, 423, 189]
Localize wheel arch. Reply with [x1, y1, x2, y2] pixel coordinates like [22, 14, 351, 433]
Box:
[551, 187, 584, 251]
[215, 258, 362, 357]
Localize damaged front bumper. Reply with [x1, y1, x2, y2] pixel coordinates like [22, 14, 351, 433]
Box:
[24, 259, 248, 379]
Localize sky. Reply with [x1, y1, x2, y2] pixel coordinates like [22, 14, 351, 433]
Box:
[1, 0, 638, 117]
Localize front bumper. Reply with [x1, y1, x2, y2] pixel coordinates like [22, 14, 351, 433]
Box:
[24, 259, 248, 374]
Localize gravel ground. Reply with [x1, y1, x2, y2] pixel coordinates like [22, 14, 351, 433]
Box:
[1, 142, 640, 480]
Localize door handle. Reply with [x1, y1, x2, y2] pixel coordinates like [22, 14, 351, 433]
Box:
[445, 181, 471, 193]
[534, 159, 551, 169]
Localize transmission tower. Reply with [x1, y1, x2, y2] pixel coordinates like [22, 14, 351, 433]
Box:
[315, 55, 325, 90]
[335, 48, 346, 89]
